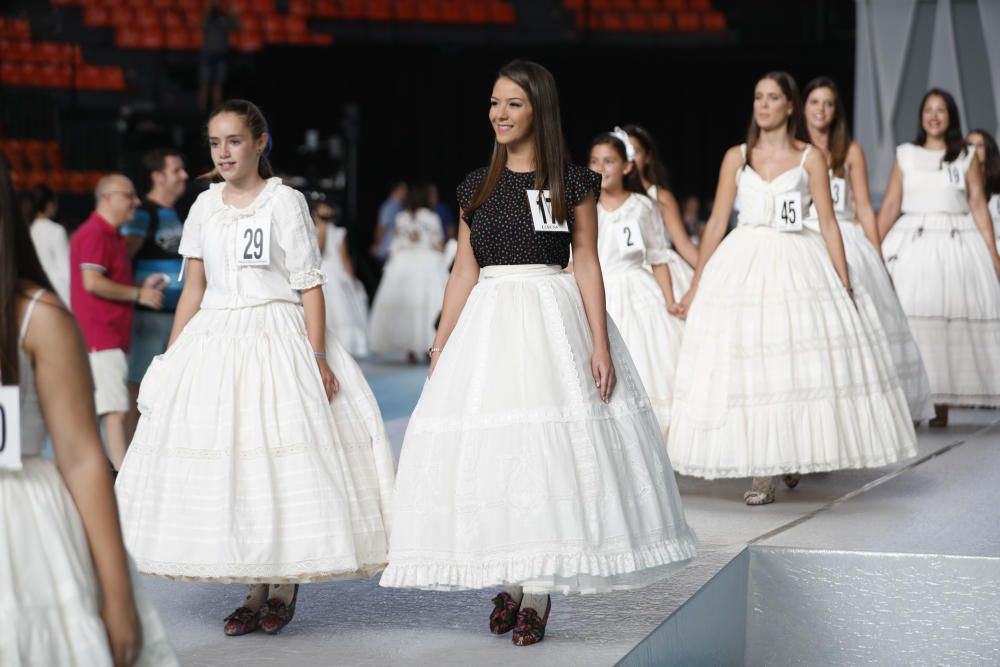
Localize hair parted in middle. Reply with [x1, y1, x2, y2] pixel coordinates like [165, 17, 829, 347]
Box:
[200, 99, 274, 182]
[803, 76, 850, 177]
[590, 133, 647, 197]
[745, 71, 807, 169]
[915, 88, 967, 165]
[466, 60, 570, 225]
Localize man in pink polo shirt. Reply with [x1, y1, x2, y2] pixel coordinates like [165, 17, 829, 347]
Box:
[71, 173, 165, 470]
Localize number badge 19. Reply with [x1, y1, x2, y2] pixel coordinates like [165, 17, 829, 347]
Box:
[236, 215, 271, 266]
[773, 192, 803, 232]
[946, 163, 966, 191]
[0, 386, 22, 471]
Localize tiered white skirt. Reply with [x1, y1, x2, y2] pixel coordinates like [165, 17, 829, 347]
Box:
[380, 265, 697, 594]
[369, 248, 448, 356]
[115, 301, 395, 582]
[1, 458, 178, 666]
[325, 270, 370, 358]
[812, 220, 934, 420]
[605, 266, 684, 438]
[667, 226, 917, 479]
[882, 213, 1000, 406]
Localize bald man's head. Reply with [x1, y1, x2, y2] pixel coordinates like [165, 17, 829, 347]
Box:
[94, 173, 140, 228]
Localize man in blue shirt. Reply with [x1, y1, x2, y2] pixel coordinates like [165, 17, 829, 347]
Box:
[370, 179, 407, 261]
[122, 148, 188, 439]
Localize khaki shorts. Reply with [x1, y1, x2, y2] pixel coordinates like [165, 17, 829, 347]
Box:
[88, 348, 129, 416]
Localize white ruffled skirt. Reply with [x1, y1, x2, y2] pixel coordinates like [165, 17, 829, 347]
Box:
[1, 458, 178, 667]
[667, 226, 917, 479]
[115, 301, 395, 583]
[325, 270, 370, 358]
[882, 213, 1000, 406]
[369, 248, 448, 356]
[808, 220, 934, 420]
[380, 265, 697, 594]
[605, 266, 684, 438]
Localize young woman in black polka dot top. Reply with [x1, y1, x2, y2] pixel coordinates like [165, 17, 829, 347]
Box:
[379, 60, 695, 647]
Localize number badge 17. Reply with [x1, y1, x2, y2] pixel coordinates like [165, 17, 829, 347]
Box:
[236, 215, 271, 266]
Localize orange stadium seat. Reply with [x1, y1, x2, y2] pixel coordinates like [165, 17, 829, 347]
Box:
[675, 11, 699, 30]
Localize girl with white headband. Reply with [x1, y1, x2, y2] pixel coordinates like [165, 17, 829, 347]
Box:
[587, 128, 684, 439]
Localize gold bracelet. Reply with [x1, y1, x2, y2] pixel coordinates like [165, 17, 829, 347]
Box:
[428, 346, 442, 356]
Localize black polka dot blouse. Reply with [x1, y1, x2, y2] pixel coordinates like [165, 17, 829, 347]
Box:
[456, 163, 601, 268]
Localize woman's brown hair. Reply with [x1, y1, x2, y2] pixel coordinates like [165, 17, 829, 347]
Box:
[745, 71, 807, 169]
[1, 157, 54, 385]
[590, 133, 647, 196]
[200, 99, 274, 182]
[803, 76, 850, 177]
[466, 60, 570, 225]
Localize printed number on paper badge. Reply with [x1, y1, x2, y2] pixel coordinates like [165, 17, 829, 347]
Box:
[616, 219, 646, 257]
[236, 216, 271, 266]
[774, 192, 803, 232]
[526, 189, 569, 233]
[946, 163, 966, 191]
[0, 386, 22, 471]
[830, 177, 847, 212]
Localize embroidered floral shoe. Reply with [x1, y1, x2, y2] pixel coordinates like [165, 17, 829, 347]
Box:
[259, 585, 300, 635]
[511, 596, 551, 646]
[489, 592, 520, 635]
[744, 476, 777, 506]
[223, 606, 260, 636]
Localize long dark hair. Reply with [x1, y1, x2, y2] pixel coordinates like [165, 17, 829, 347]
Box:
[590, 134, 647, 196]
[915, 88, 966, 164]
[201, 99, 274, 182]
[622, 124, 671, 191]
[803, 76, 850, 177]
[971, 128, 1000, 197]
[746, 71, 807, 169]
[467, 60, 570, 225]
[1, 158, 53, 385]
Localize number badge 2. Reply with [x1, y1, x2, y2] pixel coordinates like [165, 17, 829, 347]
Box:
[616, 218, 645, 258]
[773, 192, 803, 232]
[236, 215, 271, 266]
[526, 189, 569, 233]
[0, 386, 22, 471]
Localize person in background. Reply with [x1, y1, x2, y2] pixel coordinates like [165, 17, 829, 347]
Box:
[25, 185, 71, 305]
[121, 149, 188, 441]
[681, 195, 705, 245]
[70, 174, 165, 471]
[429, 183, 457, 240]
[198, 0, 237, 112]
[371, 179, 407, 261]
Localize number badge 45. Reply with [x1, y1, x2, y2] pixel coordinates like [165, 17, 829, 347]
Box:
[236, 215, 271, 266]
[773, 192, 803, 232]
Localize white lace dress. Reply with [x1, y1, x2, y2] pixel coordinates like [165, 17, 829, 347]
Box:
[598, 193, 684, 439]
[647, 185, 695, 300]
[1, 290, 178, 666]
[667, 146, 917, 479]
[321, 223, 369, 358]
[882, 144, 1000, 407]
[368, 207, 449, 356]
[803, 169, 933, 421]
[115, 179, 396, 582]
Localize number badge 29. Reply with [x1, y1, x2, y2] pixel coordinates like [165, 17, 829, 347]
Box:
[773, 192, 803, 232]
[616, 218, 645, 258]
[236, 215, 271, 266]
[0, 386, 22, 471]
[526, 189, 569, 233]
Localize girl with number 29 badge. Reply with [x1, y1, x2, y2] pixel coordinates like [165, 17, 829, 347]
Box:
[114, 100, 394, 637]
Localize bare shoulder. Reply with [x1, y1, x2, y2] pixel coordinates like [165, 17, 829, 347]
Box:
[20, 288, 82, 355]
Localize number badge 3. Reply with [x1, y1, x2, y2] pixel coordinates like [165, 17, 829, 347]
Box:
[235, 213, 271, 266]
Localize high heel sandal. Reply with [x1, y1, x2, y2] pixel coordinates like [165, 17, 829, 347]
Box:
[744, 477, 776, 506]
[511, 596, 551, 646]
[259, 584, 299, 635]
[489, 592, 519, 635]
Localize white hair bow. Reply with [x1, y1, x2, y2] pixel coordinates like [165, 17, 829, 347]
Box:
[612, 126, 637, 162]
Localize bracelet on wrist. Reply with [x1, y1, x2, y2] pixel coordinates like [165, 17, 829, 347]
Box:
[133, 286, 140, 302]
[313, 351, 326, 359]
[428, 346, 442, 356]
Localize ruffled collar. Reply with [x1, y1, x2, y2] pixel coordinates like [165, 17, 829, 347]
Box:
[212, 177, 282, 217]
